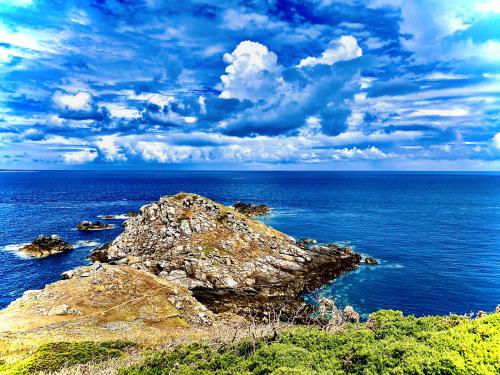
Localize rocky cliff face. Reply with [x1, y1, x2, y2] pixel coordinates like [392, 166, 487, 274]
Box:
[92, 193, 361, 316]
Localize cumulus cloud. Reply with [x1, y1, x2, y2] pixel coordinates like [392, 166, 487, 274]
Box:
[52, 91, 108, 120]
[331, 146, 396, 160]
[493, 133, 500, 149]
[219, 41, 286, 102]
[95, 135, 127, 161]
[62, 148, 98, 164]
[298, 35, 362, 68]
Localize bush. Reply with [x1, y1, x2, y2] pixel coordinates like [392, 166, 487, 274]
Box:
[0, 341, 133, 374]
[119, 310, 500, 375]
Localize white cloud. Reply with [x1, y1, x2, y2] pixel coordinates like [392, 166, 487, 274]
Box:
[106, 103, 140, 119]
[135, 141, 199, 163]
[476, 1, 500, 14]
[493, 133, 500, 149]
[0, 0, 33, 6]
[409, 108, 469, 117]
[298, 35, 362, 68]
[52, 91, 94, 112]
[222, 9, 284, 31]
[198, 96, 207, 114]
[95, 135, 127, 161]
[219, 40, 285, 102]
[332, 146, 396, 160]
[62, 148, 98, 164]
[422, 72, 469, 81]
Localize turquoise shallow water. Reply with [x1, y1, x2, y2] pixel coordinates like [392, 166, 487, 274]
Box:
[0, 170, 499, 317]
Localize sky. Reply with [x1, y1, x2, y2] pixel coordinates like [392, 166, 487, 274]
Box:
[0, 0, 499, 170]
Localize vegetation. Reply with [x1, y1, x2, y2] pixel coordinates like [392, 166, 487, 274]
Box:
[0, 341, 134, 375]
[119, 310, 500, 375]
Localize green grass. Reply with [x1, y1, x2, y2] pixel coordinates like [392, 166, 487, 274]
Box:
[119, 310, 500, 375]
[0, 341, 134, 375]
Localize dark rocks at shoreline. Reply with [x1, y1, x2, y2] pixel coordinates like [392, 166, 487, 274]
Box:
[91, 193, 361, 318]
[233, 202, 270, 216]
[76, 221, 113, 231]
[298, 238, 317, 245]
[20, 235, 73, 258]
[364, 256, 379, 265]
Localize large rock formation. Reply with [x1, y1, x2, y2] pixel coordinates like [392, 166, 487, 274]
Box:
[20, 235, 73, 258]
[91, 193, 361, 316]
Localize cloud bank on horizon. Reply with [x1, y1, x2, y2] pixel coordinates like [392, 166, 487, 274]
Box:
[0, 0, 499, 170]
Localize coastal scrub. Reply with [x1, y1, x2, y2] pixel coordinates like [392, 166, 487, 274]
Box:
[119, 310, 500, 375]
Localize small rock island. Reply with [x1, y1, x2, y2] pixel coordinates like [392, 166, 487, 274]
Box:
[76, 221, 113, 231]
[19, 235, 73, 258]
[233, 201, 271, 216]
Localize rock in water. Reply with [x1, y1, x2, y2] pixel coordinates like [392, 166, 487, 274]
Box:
[91, 193, 361, 316]
[76, 221, 113, 231]
[233, 202, 270, 216]
[20, 235, 73, 258]
[364, 256, 379, 265]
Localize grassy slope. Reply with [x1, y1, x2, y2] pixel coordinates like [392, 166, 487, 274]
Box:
[1, 309, 499, 374]
[119, 310, 500, 375]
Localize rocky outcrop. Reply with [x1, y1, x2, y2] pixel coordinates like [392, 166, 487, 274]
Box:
[233, 202, 270, 216]
[20, 235, 73, 258]
[77, 221, 113, 231]
[91, 193, 361, 316]
[0, 264, 212, 337]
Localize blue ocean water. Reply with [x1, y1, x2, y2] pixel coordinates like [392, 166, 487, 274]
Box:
[0, 171, 499, 318]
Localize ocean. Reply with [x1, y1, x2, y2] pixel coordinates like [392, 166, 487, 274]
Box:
[1, 170, 499, 318]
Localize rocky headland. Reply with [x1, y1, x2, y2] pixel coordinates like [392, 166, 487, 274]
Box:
[0, 193, 361, 364]
[19, 235, 73, 258]
[91, 193, 361, 316]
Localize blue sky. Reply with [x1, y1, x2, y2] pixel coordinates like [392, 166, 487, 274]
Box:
[0, 0, 499, 170]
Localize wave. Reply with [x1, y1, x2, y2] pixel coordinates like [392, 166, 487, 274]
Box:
[98, 214, 131, 220]
[74, 240, 102, 248]
[0, 243, 31, 259]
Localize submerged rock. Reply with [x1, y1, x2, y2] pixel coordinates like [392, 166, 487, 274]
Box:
[364, 256, 379, 265]
[91, 193, 361, 317]
[20, 235, 73, 258]
[233, 202, 270, 216]
[76, 221, 113, 231]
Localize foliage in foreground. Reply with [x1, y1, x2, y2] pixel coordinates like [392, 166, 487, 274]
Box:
[120, 310, 500, 375]
[0, 340, 134, 375]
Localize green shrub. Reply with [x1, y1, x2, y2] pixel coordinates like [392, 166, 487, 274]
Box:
[119, 310, 500, 375]
[0, 341, 133, 374]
